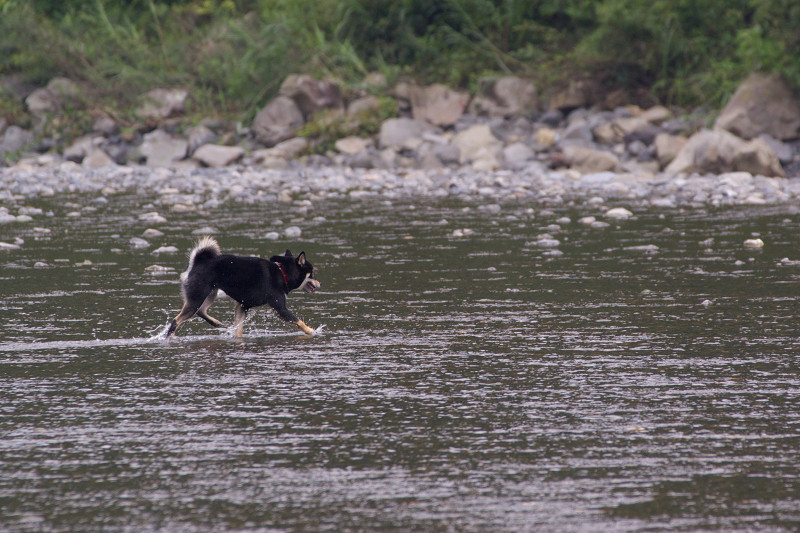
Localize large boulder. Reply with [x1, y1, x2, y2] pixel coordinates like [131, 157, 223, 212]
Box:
[410, 83, 469, 127]
[548, 79, 598, 112]
[252, 96, 305, 147]
[192, 144, 245, 167]
[279, 74, 342, 119]
[0, 125, 33, 156]
[378, 118, 437, 149]
[563, 145, 620, 174]
[452, 124, 503, 170]
[25, 77, 82, 117]
[468, 76, 538, 118]
[137, 88, 189, 120]
[665, 128, 785, 177]
[715, 73, 800, 140]
[139, 129, 187, 167]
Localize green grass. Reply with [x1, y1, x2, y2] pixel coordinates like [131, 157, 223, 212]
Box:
[0, 0, 798, 135]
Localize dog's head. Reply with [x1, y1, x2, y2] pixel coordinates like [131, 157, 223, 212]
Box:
[273, 249, 320, 293]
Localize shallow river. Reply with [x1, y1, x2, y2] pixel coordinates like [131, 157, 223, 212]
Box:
[1, 193, 799, 532]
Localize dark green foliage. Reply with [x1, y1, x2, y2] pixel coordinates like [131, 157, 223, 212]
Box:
[0, 0, 798, 123]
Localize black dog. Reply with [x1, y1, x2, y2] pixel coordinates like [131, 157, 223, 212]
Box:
[165, 236, 320, 338]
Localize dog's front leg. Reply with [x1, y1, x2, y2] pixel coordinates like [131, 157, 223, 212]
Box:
[233, 302, 247, 337]
[270, 296, 315, 336]
[294, 319, 315, 336]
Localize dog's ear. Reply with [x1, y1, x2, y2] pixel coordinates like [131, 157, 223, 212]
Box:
[297, 252, 306, 266]
[285, 249, 292, 257]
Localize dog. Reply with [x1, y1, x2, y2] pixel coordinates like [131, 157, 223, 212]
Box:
[165, 236, 320, 338]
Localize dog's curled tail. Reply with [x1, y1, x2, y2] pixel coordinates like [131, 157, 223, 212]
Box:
[181, 236, 221, 281]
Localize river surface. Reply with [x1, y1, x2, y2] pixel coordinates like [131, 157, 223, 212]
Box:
[1, 193, 799, 532]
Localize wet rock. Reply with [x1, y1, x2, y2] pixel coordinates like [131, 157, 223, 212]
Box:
[140, 129, 187, 167]
[279, 74, 342, 118]
[129, 237, 150, 249]
[137, 88, 189, 120]
[468, 76, 538, 118]
[284, 226, 302, 238]
[152, 245, 179, 254]
[252, 96, 304, 147]
[715, 73, 800, 141]
[605, 207, 633, 220]
[192, 144, 244, 168]
[743, 238, 764, 249]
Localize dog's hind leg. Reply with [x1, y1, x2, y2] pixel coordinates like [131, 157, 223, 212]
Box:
[197, 289, 224, 327]
[233, 302, 247, 337]
[166, 302, 198, 337]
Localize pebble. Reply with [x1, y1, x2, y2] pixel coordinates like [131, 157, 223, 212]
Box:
[152, 246, 179, 254]
[130, 237, 150, 249]
[143, 228, 165, 237]
[605, 207, 634, 220]
[284, 226, 302, 238]
[743, 238, 765, 249]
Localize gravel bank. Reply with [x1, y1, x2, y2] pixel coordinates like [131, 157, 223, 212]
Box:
[3, 161, 800, 210]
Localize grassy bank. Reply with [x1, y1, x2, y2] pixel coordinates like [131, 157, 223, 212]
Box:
[1, 0, 799, 126]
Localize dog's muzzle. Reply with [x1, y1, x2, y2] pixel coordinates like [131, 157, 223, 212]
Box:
[304, 279, 321, 293]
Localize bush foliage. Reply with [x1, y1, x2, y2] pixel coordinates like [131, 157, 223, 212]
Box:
[0, 0, 798, 121]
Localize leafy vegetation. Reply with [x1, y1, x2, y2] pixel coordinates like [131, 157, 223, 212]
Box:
[0, 0, 798, 126]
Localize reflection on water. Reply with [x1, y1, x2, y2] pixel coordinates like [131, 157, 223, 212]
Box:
[1, 195, 799, 532]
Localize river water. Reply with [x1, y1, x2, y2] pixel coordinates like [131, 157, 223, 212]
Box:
[1, 192, 799, 532]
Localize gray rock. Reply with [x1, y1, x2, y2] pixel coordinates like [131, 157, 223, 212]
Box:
[665, 128, 784, 177]
[654, 133, 687, 168]
[564, 145, 620, 173]
[140, 129, 187, 167]
[452, 124, 503, 168]
[347, 95, 382, 115]
[378, 118, 437, 149]
[137, 88, 189, 120]
[548, 79, 597, 112]
[83, 148, 115, 168]
[187, 124, 217, 155]
[192, 144, 245, 168]
[279, 74, 342, 118]
[469, 76, 538, 118]
[410, 83, 469, 127]
[25, 77, 82, 117]
[715, 73, 800, 140]
[0, 126, 33, 156]
[252, 96, 305, 147]
[335, 136, 373, 155]
[92, 115, 119, 136]
[503, 142, 535, 168]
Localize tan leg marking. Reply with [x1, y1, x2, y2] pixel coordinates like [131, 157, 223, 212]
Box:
[295, 319, 315, 336]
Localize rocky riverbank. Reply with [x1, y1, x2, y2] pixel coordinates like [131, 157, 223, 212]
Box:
[1, 72, 800, 211]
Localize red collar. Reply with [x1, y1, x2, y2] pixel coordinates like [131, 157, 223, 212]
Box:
[275, 262, 290, 288]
